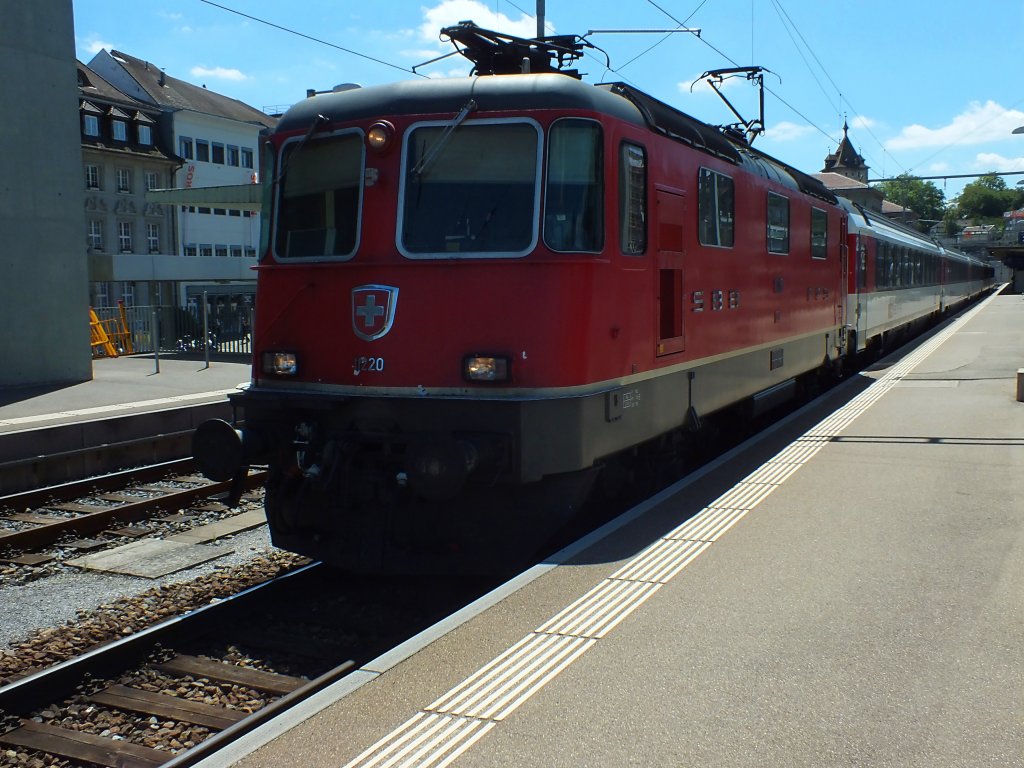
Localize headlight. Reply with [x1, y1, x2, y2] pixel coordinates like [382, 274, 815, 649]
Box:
[463, 354, 510, 382]
[262, 351, 298, 376]
[367, 121, 394, 152]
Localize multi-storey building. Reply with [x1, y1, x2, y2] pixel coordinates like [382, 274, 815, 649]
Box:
[87, 49, 276, 311]
[78, 60, 178, 309]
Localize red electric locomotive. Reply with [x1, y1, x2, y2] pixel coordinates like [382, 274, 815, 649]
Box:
[192, 25, 980, 572]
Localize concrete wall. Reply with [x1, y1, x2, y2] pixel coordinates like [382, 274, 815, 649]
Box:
[0, 1, 92, 388]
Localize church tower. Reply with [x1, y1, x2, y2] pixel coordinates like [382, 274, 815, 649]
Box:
[822, 121, 869, 184]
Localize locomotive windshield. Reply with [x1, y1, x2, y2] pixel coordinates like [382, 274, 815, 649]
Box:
[274, 132, 363, 260]
[400, 120, 540, 257]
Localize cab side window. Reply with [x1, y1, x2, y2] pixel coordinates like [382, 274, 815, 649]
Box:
[698, 167, 734, 247]
[620, 143, 646, 255]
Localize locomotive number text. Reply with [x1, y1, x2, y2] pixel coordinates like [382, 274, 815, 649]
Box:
[353, 356, 385, 375]
[691, 289, 740, 312]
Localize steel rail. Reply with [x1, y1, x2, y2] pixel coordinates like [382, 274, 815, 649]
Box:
[0, 469, 267, 551]
[0, 561, 324, 715]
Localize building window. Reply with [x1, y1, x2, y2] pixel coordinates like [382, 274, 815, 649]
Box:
[198, 206, 211, 215]
[120, 282, 134, 306]
[767, 192, 790, 254]
[94, 282, 110, 308]
[245, 246, 256, 258]
[138, 124, 152, 145]
[147, 223, 160, 252]
[179, 136, 194, 159]
[230, 246, 243, 258]
[199, 244, 213, 257]
[83, 114, 99, 136]
[196, 140, 210, 162]
[184, 244, 198, 257]
[118, 222, 133, 252]
[85, 164, 100, 190]
[213, 208, 226, 216]
[619, 143, 647, 255]
[112, 120, 127, 141]
[697, 167, 735, 247]
[145, 171, 159, 191]
[212, 143, 225, 164]
[811, 208, 828, 259]
[227, 145, 240, 166]
[88, 220, 104, 250]
[215, 245, 229, 257]
[116, 168, 131, 193]
[241, 148, 254, 168]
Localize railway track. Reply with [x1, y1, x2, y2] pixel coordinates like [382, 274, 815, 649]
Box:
[0, 563, 490, 767]
[0, 460, 266, 566]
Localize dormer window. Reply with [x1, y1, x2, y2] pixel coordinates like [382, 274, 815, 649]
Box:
[134, 111, 156, 145]
[81, 100, 102, 137]
[112, 120, 127, 141]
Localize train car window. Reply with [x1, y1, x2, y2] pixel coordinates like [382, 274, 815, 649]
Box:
[810, 207, 827, 259]
[545, 119, 603, 253]
[697, 168, 734, 247]
[857, 237, 867, 289]
[767, 192, 790, 254]
[400, 120, 540, 257]
[619, 143, 647, 255]
[274, 132, 363, 260]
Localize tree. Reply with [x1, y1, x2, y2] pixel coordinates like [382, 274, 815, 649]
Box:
[954, 173, 1020, 221]
[875, 174, 946, 229]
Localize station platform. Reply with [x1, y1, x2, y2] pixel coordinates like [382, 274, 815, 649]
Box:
[198, 289, 1023, 768]
[0, 355, 250, 435]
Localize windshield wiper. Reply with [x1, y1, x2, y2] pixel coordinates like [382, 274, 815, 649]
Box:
[273, 113, 329, 186]
[412, 99, 477, 179]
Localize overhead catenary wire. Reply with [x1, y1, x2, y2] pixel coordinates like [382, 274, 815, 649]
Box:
[767, 0, 906, 176]
[198, 0, 427, 77]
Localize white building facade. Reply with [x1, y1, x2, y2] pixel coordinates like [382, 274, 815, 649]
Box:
[87, 49, 276, 312]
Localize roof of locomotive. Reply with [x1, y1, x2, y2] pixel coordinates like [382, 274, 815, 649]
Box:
[275, 73, 834, 203]
[275, 73, 646, 133]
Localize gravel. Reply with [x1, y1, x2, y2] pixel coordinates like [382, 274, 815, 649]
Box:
[0, 526, 277, 651]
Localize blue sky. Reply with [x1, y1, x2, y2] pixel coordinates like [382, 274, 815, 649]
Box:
[72, 0, 1024, 202]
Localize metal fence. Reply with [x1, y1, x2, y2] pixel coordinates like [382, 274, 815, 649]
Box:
[91, 303, 253, 358]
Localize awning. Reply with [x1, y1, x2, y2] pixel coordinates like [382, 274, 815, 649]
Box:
[146, 184, 262, 212]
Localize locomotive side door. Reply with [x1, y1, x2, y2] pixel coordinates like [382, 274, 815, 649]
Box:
[655, 188, 686, 356]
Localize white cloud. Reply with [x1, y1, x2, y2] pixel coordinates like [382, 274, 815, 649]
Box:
[81, 37, 115, 55]
[927, 161, 951, 173]
[418, 0, 543, 44]
[885, 101, 1024, 151]
[972, 152, 1024, 172]
[190, 66, 246, 81]
[400, 48, 455, 61]
[768, 120, 815, 142]
[849, 115, 876, 131]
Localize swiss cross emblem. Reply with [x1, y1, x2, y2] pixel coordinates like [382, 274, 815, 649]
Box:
[352, 285, 398, 341]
